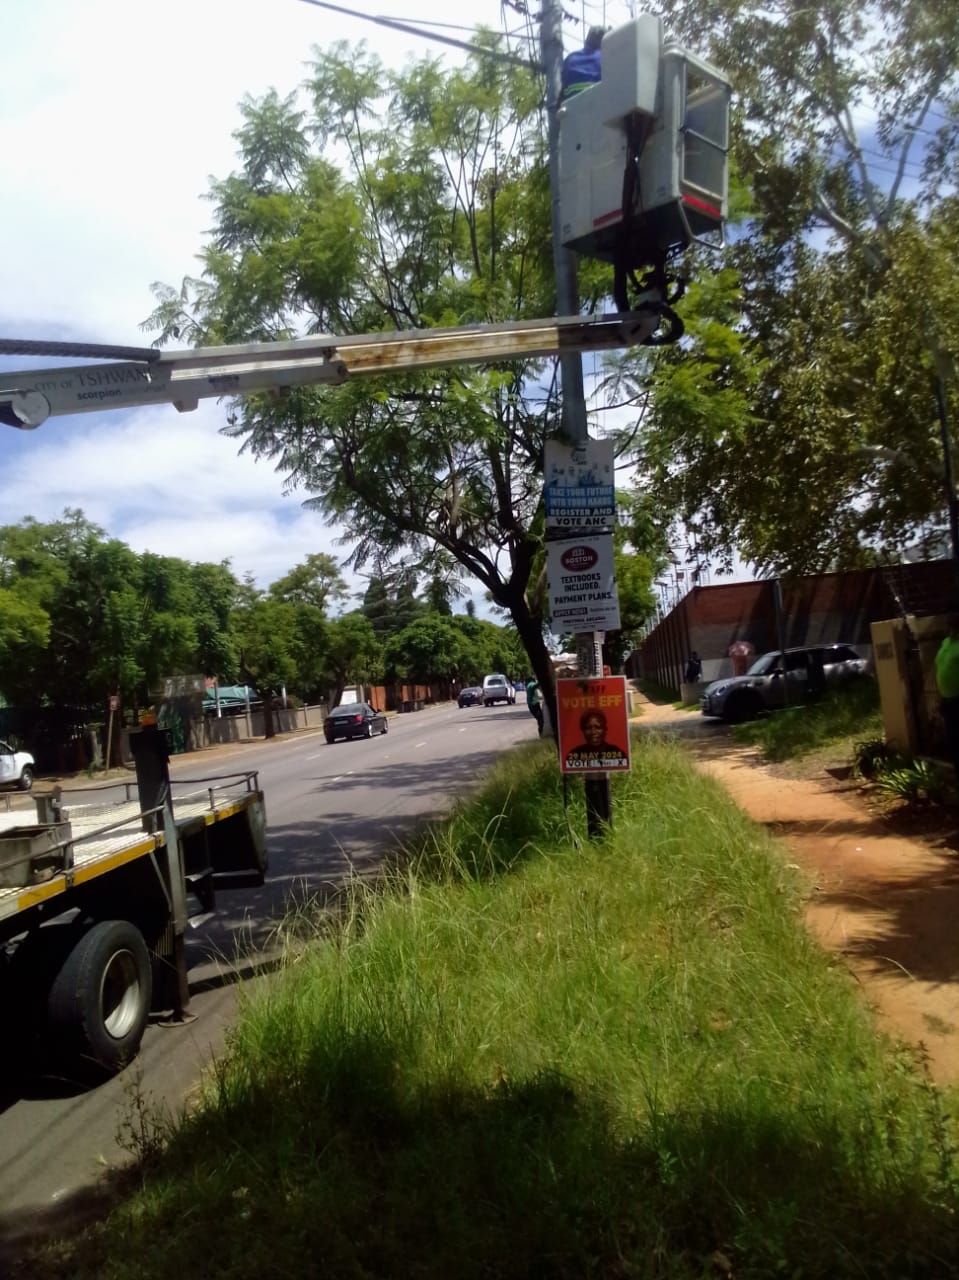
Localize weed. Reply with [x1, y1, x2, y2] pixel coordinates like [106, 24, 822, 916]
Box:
[853, 736, 903, 779]
[731, 677, 882, 762]
[874, 758, 946, 805]
[114, 1064, 170, 1174]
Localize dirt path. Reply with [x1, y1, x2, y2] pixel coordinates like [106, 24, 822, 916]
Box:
[635, 696, 959, 1085]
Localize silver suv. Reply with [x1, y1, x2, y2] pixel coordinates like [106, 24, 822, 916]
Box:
[482, 674, 516, 706]
[700, 645, 868, 723]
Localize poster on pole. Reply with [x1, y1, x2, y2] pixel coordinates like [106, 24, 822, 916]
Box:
[546, 535, 621, 633]
[544, 438, 615, 534]
[556, 676, 631, 774]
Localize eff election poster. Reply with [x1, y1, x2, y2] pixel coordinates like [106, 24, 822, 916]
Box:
[556, 675, 631, 774]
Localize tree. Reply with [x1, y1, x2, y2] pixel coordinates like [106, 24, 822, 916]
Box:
[634, 1, 959, 576]
[234, 586, 299, 739]
[143, 41, 592, 730]
[383, 613, 471, 686]
[359, 575, 395, 639]
[0, 512, 245, 748]
[321, 612, 384, 707]
[268, 552, 348, 613]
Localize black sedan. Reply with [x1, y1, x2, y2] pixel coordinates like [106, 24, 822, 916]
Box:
[324, 703, 389, 742]
[458, 686, 483, 707]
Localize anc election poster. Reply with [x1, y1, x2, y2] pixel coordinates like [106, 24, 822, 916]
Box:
[543, 438, 615, 533]
[556, 675, 631, 774]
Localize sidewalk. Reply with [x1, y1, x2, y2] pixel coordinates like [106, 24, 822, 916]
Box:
[633, 693, 959, 1085]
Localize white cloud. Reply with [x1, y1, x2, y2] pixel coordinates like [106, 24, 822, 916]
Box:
[0, 397, 363, 590]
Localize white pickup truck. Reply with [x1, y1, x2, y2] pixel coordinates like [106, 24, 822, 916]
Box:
[0, 739, 34, 792]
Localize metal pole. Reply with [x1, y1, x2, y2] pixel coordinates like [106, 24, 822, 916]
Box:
[542, 0, 612, 835]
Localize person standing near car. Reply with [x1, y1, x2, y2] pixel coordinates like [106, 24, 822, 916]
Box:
[935, 614, 959, 778]
[526, 678, 544, 735]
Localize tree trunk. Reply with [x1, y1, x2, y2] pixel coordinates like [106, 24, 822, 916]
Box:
[509, 595, 558, 741]
[261, 691, 275, 739]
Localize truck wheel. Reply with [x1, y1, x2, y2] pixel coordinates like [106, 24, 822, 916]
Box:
[47, 920, 152, 1077]
[18, 766, 34, 791]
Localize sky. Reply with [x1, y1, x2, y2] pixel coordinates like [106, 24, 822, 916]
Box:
[0, 0, 585, 606]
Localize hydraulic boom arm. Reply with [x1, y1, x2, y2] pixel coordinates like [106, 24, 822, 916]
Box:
[0, 312, 658, 430]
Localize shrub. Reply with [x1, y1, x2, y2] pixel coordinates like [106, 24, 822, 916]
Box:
[874, 758, 946, 805]
[852, 737, 903, 780]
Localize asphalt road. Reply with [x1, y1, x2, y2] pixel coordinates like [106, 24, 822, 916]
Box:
[0, 698, 537, 1230]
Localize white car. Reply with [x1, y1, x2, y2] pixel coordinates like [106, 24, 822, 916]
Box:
[482, 674, 516, 706]
[0, 739, 35, 791]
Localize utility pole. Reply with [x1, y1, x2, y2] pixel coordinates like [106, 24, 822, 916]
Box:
[541, 0, 612, 835]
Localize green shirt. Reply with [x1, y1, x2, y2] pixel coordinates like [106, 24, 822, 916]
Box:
[936, 634, 959, 698]
[526, 681, 543, 706]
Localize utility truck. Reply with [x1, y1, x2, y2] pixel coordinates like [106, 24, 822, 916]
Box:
[0, 727, 266, 1079]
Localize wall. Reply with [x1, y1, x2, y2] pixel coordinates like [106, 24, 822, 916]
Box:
[631, 561, 957, 694]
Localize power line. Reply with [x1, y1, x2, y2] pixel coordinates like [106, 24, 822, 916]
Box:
[294, 0, 543, 70]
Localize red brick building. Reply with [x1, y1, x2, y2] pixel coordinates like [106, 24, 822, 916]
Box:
[630, 561, 957, 693]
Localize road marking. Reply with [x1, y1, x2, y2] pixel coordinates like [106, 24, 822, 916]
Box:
[306, 751, 326, 760]
[459, 727, 467, 733]
[331, 775, 343, 783]
[415, 741, 427, 748]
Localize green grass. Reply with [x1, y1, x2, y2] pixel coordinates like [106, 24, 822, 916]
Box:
[27, 737, 959, 1280]
[730, 677, 883, 763]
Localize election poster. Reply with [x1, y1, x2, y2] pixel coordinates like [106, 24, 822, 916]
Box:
[544, 438, 615, 534]
[556, 675, 631, 774]
[546, 535, 620, 633]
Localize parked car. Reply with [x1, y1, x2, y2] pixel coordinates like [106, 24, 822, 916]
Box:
[458, 686, 484, 708]
[482, 674, 516, 706]
[324, 703, 389, 742]
[700, 645, 868, 723]
[0, 739, 35, 791]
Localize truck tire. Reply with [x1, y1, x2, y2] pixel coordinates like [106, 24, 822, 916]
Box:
[18, 766, 34, 791]
[47, 920, 152, 1077]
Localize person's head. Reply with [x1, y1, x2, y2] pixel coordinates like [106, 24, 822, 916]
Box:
[580, 709, 607, 746]
[585, 26, 606, 51]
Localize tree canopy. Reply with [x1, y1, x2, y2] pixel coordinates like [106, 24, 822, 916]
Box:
[634, 0, 959, 577]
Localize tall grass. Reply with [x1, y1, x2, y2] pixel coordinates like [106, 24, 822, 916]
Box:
[731, 676, 883, 762]
[31, 738, 959, 1279]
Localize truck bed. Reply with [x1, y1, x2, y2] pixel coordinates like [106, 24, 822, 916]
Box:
[0, 772, 261, 926]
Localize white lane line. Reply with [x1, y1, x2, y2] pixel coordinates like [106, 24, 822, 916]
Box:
[459, 727, 468, 733]
[306, 752, 326, 760]
[415, 741, 427, 748]
[330, 775, 343, 783]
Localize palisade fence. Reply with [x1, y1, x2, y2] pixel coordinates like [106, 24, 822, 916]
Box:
[630, 560, 958, 696]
